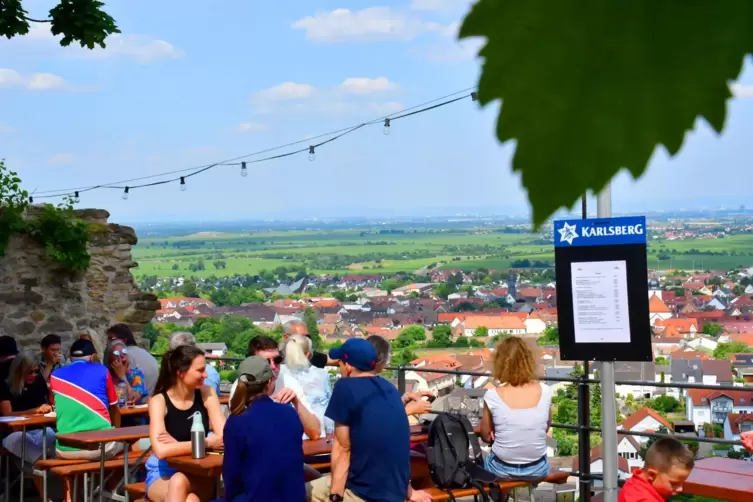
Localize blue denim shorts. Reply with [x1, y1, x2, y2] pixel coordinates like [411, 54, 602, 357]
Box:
[483, 453, 549, 481]
[145, 454, 177, 497]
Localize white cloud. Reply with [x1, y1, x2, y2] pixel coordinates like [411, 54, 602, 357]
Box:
[0, 68, 76, 91]
[8, 25, 182, 63]
[0, 123, 13, 133]
[340, 77, 397, 94]
[237, 122, 269, 133]
[292, 7, 449, 43]
[48, 153, 73, 165]
[255, 82, 316, 102]
[251, 78, 402, 117]
[410, 0, 472, 12]
[731, 83, 753, 99]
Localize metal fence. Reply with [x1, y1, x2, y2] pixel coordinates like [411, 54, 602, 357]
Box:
[185, 354, 750, 501]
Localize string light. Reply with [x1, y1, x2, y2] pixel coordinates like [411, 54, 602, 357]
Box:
[73, 191, 80, 203]
[27, 87, 477, 201]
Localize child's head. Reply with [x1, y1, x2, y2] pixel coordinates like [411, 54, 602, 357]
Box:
[366, 335, 390, 373]
[642, 437, 694, 498]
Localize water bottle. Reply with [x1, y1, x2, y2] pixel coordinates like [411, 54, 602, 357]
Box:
[116, 382, 128, 407]
[190, 411, 206, 459]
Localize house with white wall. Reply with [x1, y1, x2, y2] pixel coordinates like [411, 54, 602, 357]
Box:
[462, 316, 526, 337]
[617, 434, 643, 471]
[617, 407, 674, 445]
[524, 314, 547, 335]
[686, 389, 753, 430]
[572, 445, 631, 488]
[723, 413, 753, 451]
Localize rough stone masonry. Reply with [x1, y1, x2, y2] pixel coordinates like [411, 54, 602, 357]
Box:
[0, 208, 160, 353]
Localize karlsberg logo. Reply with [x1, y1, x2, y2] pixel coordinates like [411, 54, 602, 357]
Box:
[558, 221, 644, 245]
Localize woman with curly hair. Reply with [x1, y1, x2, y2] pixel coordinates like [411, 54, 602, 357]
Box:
[480, 336, 552, 480]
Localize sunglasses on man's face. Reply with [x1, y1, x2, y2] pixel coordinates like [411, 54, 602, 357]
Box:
[266, 355, 283, 366]
[113, 349, 129, 357]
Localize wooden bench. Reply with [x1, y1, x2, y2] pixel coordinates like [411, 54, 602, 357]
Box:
[125, 481, 147, 498]
[35, 455, 142, 500]
[424, 471, 569, 501]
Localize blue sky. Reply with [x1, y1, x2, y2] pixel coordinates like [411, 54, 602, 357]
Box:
[2, 0, 752, 223]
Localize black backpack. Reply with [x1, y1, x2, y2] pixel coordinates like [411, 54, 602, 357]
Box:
[424, 412, 505, 502]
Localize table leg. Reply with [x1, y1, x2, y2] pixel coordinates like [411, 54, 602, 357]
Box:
[99, 443, 105, 502]
[20, 426, 26, 502]
[123, 443, 129, 502]
[3, 451, 8, 502]
[42, 427, 47, 502]
[83, 473, 88, 502]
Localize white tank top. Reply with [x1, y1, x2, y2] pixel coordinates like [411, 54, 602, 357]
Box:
[483, 382, 552, 464]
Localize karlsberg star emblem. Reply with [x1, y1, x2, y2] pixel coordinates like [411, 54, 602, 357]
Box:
[558, 222, 579, 245]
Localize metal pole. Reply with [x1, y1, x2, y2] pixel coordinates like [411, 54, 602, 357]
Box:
[397, 367, 406, 395]
[578, 194, 592, 502]
[577, 361, 591, 502]
[597, 184, 618, 502]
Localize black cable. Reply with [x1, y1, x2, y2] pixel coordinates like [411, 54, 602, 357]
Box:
[33, 88, 476, 200]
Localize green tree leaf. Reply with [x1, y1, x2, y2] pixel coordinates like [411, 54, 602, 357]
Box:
[460, 0, 753, 226]
[49, 0, 120, 49]
[0, 0, 30, 38]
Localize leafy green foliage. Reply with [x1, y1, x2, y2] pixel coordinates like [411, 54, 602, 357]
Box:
[537, 326, 559, 346]
[648, 395, 681, 414]
[473, 326, 488, 338]
[459, 0, 753, 226]
[703, 322, 724, 337]
[0, 161, 90, 271]
[713, 341, 750, 360]
[304, 307, 323, 351]
[427, 325, 453, 348]
[1, 0, 119, 48]
[0, 0, 29, 38]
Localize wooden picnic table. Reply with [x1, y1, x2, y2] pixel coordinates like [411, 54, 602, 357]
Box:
[0, 414, 56, 432]
[56, 425, 150, 451]
[684, 457, 753, 502]
[167, 425, 431, 478]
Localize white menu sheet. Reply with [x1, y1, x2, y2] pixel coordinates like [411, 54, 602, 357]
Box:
[570, 260, 631, 344]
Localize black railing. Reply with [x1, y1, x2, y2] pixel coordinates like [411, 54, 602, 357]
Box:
[180, 354, 750, 501]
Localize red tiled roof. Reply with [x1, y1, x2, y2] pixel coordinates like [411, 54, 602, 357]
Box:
[687, 388, 753, 406]
[670, 350, 710, 360]
[654, 318, 699, 332]
[618, 407, 672, 432]
[572, 444, 629, 473]
[726, 413, 753, 434]
[464, 316, 526, 330]
[649, 295, 671, 314]
[729, 333, 753, 348]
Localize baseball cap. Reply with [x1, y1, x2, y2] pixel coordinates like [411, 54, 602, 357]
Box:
[0, 336, 18, 358]
[237, 356, 274, 384]
[70, 339, 96, 358]
[329, 338, 377, 372]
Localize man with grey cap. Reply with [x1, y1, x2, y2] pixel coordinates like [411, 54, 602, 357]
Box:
[169, 332, 221, 395]
[224, 356, 307, 501]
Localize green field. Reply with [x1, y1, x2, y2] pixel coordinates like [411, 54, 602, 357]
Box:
[131, 227, 753, 278]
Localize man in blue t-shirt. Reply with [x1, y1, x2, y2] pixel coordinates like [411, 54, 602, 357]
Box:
[305, 338, 431, 502]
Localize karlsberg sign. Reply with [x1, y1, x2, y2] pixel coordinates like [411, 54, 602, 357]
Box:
[553, 216, 647, 247]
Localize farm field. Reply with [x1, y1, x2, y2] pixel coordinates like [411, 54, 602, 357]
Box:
[130, 227, 753, 279]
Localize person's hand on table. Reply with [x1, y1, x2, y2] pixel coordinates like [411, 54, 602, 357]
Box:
[742, 431, 753, 451]
[405, 400, 433, 416]
[408, 488, 433, 502]
[273, 387, 298, 406]
[35, 404, 52, 414]
[206, 434, 223, 450]
[403, 391, 434, 404]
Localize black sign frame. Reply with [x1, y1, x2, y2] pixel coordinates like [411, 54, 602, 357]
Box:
[555, 243, 652, 362]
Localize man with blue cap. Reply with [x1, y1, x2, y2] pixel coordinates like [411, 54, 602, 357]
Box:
[305, 338, 431, 502]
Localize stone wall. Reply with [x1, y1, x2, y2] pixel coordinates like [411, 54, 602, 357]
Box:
[0, 208, 160, 352]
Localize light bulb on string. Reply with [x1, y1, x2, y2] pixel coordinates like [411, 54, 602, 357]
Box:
[122, 187, 129, 200]
[383, 118, 391, 135]
[240, 162, 248, 177]
[180, 177, 187, 191]
[73, 191, 80, 204]
[308, 146, 316, 162]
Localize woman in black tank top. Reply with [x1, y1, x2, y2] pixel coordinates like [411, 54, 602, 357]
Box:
[146, 346, 226, 502]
